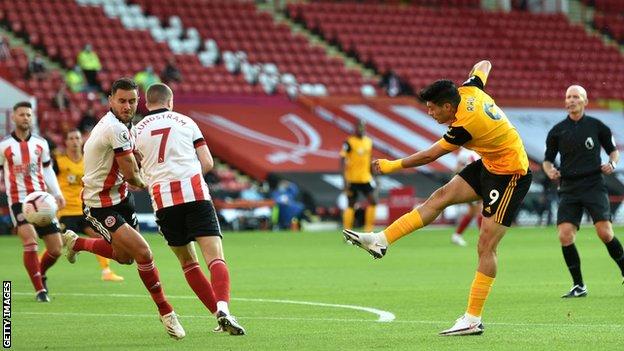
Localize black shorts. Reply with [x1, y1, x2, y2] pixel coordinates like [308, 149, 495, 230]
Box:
[346, 182, 375, 202]
[458, 159, 532, 227]
[83, 195, 138, 243]
[155, 200, 222, 247]
[557, 183, 611, 228]
[9, 202, 60, 236]
[59, 215, 96, 234]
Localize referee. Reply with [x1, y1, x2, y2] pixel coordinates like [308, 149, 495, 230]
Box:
[543, 85, 624, 298]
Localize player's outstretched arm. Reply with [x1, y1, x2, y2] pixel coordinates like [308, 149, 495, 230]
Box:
[117, 153, 146, 188]
[469, 60, 492, 78]
[373, 142, 451, 175]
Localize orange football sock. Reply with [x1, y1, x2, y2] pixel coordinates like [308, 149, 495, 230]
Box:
[342, 207, 355, 230]
[466, 271, 495, 317]
[96, 255, 110, 270]
[382, 209, 423, 244]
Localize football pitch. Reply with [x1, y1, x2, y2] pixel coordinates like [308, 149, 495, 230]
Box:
[1, 226, 623, 350]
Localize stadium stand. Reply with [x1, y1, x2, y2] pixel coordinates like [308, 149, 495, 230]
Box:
[288, 1, 624, 101]
[131, 0, 379, 96]
[586, 0, 624, 44]
[1, 0, 623, 228]
[0, 0, 260, 96]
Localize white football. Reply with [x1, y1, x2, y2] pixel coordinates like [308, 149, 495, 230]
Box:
[22, 191, 58, 227]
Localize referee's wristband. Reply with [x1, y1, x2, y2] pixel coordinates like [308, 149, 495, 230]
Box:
[379, 159, 404, 174]
[609, 161, 617, 169]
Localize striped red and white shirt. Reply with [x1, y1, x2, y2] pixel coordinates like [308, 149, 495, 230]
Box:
[134, 108, 211, 211]
[0, 132, 51, 205]
[82, 111, 134, 208]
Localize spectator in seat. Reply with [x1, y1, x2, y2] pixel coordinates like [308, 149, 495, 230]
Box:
[162, 57, 182, 84]
[77, 44, 102, 91]
[66, 65, 86, 93]
[379, 70, 404, 97]
[52, 83, 71, 111]
[271, 180, 305, 230]
[26, 53, 47, 80]
[135, 65, 161, 92]
[0, 35, 10, 61]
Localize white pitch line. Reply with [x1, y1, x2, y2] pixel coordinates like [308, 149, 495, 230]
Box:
[13, 291, 395, 322]
[15, 311, 624, 330]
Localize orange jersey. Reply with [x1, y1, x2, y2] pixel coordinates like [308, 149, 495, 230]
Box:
[56, 153, 85, 216]
[340, 135, 373, 183]
[438, 70, 529, 175]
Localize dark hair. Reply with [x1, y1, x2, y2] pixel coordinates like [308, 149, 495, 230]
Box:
[146, 83, 173, 105]
[110, 77, 138, 96]
[13, 101, 32, 111]
[418, 80, 461, 108]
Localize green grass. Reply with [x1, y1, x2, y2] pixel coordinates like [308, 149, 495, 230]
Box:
[1, 226, 624, 350]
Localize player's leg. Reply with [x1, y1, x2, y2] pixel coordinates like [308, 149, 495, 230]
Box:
[11, 203, 48, 300]
[38, 223, 62, 292]
[194, 236, 245, 335]
[157, 204, 218, 315]
[83, 223, 124, 281]
[189, 200, 245, 335]
[342, 183, 357, 230]
[110, 223, 171, 308]
[364, 183, 378, 232]
[382, 160, 484, 244]
[344, 173, 480, 258]
[110, 223, 184, 339]
[557, 193, 586, 297]
[60, 215, 120, 280]
[62, 207, 122, 263]
[170, 243, 218, 313]
[16, 224, 47, 295]
[441, 169, 532, 336]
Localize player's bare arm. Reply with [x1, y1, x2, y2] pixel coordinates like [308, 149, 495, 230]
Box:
[373, 142, 451, 175]
[542, 160, 561, 180]
[196, 144, 214, 175]
[116, 152, 146, 188]
[42, 163, 66, 209]
[601, 150, 620, 175]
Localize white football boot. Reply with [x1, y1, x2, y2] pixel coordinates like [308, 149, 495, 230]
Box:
[61, 230, 79, 264]
[343, 229, 387, 259]
[160, 311, 186, 340]
[451, 233, 467, 247]
[439, 313, 484, 336]
[216, 311, 246, 335]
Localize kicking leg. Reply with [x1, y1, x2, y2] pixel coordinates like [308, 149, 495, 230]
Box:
[344, 175, 479, 258]
[83, 226, 124, 281]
